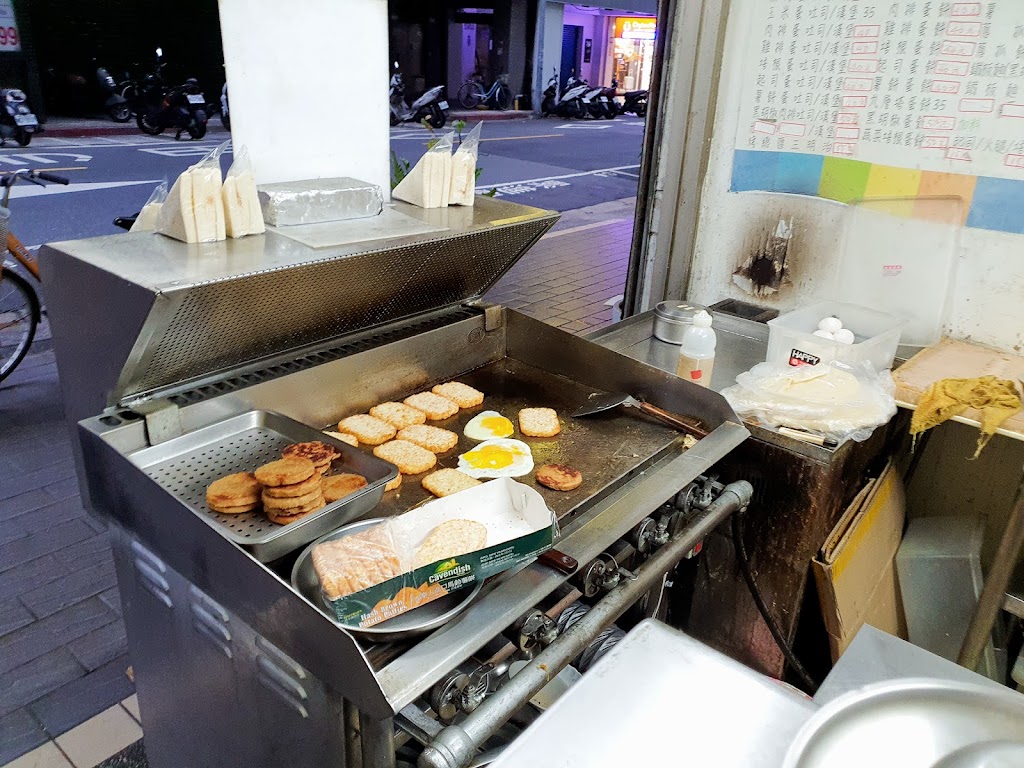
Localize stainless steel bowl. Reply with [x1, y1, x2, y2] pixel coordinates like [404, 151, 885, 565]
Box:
[785, 679, 1024, 768]
[291, 517, 484, 643]
[653, 300, 709, 344]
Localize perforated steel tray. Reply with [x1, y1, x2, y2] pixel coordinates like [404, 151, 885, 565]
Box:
[129, 411, 399, 562]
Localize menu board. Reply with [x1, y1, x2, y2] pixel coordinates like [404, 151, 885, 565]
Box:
[730, 1, 1024, 234]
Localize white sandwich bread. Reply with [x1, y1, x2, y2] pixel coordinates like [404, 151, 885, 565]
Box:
[393, 133, 455, 209]
[222, 171, 265, 238]
[154, 161, 228, 243]
[130, 202, 163, 232]
[449, 151, 475, 206]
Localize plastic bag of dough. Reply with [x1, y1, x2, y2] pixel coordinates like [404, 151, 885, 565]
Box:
[130, 180, 167, 232]
[393, 131, 454, 209]
[222, 145, 265, 238]
[721, 360, 896, 444]
[449, 123, 481, 206]
[154, 141, 227, 243]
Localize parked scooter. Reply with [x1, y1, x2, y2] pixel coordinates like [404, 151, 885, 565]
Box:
[0, 89, 38, 146]
[96, 66, 130, 122]
[540, 69, 588, 119]
[219, 83, 229, 130]
[389, 63, 448, 128]
[621, 88, 648, 117]
[136, 76, 208, 140]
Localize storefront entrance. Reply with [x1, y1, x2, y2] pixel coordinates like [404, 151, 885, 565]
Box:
[611, 16, 655, 91]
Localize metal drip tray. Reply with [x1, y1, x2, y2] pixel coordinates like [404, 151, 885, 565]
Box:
[130, 411, 398, 562]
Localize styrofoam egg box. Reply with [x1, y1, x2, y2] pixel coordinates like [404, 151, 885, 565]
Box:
[766, 301, 904, 371]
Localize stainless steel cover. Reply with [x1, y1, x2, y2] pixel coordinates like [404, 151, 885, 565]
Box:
[130, 410, 397, 562]
[40, 197, 557, 417]
[292, 518, 485, 643]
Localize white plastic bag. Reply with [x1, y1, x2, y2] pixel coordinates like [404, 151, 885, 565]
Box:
[393, 132, 454, 209]
[154, 141, 227, 243]
[130, 180, 167, 232]
[222, 145, 265, 237]
[721, 360, 896, 444]
[450, 123, 481, 206]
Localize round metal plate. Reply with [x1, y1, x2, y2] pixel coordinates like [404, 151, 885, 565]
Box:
[785, 679, 1024, 768]
[291, 518, 484, 643]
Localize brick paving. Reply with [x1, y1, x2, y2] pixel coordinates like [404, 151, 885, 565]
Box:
[0, 205, 632, 765]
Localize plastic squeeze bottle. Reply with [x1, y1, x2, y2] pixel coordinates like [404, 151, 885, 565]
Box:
[676, 310, 716, 388]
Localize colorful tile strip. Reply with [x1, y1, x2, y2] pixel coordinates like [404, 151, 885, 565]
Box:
[730, 150, 1024, 235]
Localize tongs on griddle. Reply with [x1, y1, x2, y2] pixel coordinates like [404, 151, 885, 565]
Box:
[573, 392, 707, 439]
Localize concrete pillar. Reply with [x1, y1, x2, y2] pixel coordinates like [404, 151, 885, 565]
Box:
[218, 0, 391, 197]
[532, 0, 564, 111]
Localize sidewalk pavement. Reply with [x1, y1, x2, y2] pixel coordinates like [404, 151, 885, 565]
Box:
[0, 198, 634, 767]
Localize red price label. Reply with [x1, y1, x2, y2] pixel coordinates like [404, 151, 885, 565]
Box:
[0, 27, 19, 48]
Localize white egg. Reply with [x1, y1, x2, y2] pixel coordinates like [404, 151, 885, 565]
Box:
[458, 438, 534, 479]
[833, 328, 856, 345]
[818, 317, 843, 334]
[464, 410, 515, 441]
[813, 329, 836, 340]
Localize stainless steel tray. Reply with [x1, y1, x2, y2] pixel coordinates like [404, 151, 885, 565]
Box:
[130, 411, 398, 562]
[292, 518, 484, 643]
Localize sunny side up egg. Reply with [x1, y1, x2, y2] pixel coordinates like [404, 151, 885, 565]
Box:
[457, 438, 534, 479]
[464, 410, 515, 441]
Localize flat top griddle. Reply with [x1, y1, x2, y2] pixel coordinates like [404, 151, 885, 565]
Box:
[343, 357, 684, 523]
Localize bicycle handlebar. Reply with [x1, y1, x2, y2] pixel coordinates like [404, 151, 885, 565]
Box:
[34, 171, 69, 185]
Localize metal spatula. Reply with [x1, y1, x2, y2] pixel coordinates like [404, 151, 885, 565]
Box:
[573, 392, 707, 438]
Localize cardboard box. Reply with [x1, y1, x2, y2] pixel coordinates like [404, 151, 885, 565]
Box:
[812, 460, 908, 660]
[315, 477, 556, 627]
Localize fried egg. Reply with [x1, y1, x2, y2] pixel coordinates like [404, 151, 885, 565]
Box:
[464, 410, 515, 441]
[457, 438, 534, 478]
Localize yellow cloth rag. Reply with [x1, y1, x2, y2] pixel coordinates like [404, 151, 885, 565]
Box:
[910, 376, 1022, 458]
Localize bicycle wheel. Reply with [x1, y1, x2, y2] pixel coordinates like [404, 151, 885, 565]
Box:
[0, 268, 39, 383]
[495, 84, 513, 111]
[458, 81, 483, 109]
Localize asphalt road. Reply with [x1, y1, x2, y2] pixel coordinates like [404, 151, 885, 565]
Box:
[5, 116, 644, 249]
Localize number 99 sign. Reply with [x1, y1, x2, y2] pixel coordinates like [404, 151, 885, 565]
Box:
[0, 27, 19, 50]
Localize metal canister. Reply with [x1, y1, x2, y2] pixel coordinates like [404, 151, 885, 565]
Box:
[653, 300, 710, 344]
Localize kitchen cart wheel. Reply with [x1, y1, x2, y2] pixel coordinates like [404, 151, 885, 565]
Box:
[14, 129, 30, 147]
[458, 82, 483, 109]
[0, 269, 39, 383]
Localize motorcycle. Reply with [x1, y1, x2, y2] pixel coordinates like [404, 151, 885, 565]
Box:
[593, 79, 620, 119]
[136, 77, 208, 140]
[540, 69, 588, 119]
[0, 89, 38, 146]
[389, 63, 448, 128]
[96, 66, 130, 122]
[219, 83, 229, 130]
[621, 88, 648, 117]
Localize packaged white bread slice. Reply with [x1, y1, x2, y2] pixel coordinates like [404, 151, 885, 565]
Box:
[393, 132, 454, 209]
[449, 123, 481, 206]
[222, 146, 265, 238]
[130, 180, 167, 233]
[154, 170, 197, 243]
[154, 141, 229, 244]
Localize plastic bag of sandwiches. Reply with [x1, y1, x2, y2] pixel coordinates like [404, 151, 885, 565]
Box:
[392, 131, 454, 209]
[311, 477, 557, 627]
[129, 180, 168, 232]
[222, 145, 265, 238]
[449, 122, 481, 206]
[154, 141, 228, 243]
